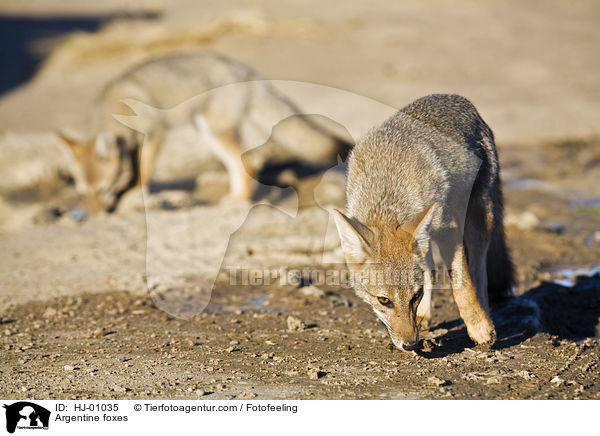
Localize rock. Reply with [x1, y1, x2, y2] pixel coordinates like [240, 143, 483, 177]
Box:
[516, 370, 537, 379]
[486, 376, 502, 384]
[68, 207, 88, 222]
[32, 207, 63, 224]
[307, 368, 327, 380]
[43, 307, 58, 318]
[89, 328, 107, 338]
[63, 365, 75, 371]
[421, 339, 437, 353]
[427, 376, 450, 387]
[113, 386, 130, 393]
[329, 296, 352, 307]
[550, 376, 564, 386]
[505, 211, 540, 231]
[287, 315, 306, 332]
[299, 285, 326, 298]
[543, 222, 565, 234]
[585, 231, 600, 245]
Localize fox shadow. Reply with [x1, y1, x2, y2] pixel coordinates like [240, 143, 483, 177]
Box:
[418, 272, 600, 358]
[0, 12, 160, 96]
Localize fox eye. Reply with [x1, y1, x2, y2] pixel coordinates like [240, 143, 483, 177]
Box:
[377, 296, 393, 308]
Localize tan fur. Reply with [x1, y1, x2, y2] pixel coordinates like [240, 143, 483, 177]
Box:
[450, 244, 495, 344]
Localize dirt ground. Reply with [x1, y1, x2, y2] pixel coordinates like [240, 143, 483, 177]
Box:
[1, 1, 600, 400]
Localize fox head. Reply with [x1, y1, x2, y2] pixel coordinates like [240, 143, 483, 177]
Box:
[333, 204, 436, 352]
[57, 130, 138, 214]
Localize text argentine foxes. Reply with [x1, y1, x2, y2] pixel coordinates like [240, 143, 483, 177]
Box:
[334, 94, 514, 352]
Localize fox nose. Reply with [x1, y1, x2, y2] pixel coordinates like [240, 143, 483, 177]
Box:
[401, 341, 419, 351]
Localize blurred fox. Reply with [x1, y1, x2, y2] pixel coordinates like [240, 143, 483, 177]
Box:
[333, 94, 514, 351]
[58, 52, 351, 213]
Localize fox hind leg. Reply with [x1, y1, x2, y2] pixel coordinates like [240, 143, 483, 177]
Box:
[451, 243, 495, 345]
[438, 225, 495, 346]
[464, 201, 494, 314]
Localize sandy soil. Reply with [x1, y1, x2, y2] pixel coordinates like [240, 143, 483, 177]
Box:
[1, 0, 599, 399]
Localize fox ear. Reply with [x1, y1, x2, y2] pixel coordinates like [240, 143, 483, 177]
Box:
[333, 210, 375, 264]
[56, 130, 87, 150]
[401, 203, 436, 254]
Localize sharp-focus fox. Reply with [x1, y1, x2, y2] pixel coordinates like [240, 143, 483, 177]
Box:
[58, 52, 351, 213]
[333, 94, 514, 351]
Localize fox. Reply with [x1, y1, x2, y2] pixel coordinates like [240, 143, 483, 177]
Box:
[333, 94, 514, 352]
[57, 52, 351, 213]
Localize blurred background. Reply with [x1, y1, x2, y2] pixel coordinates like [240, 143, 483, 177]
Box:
[0, 0, 598, 138]
[1, 0, 600, 298]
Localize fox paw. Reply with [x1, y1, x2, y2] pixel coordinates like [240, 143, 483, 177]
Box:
[466, 320, 496, 347]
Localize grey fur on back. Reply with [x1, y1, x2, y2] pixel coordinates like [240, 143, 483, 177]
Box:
[346, 94, 513, 305]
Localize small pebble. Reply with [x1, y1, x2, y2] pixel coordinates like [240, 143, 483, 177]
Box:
[299, 285, 326, 298]
[427, 376, 449, 387]
[113, 386, 129, 393]
[287, 316, 306, 332]
[90, 328, 107, 338]
[505, 211, 540, 231]
[43, 308, 57, 318]
[307, 368, 326, 380]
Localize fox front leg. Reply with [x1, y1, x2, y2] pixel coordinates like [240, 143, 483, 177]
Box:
[450, 244, 496, 346]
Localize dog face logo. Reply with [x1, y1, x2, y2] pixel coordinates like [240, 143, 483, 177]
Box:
[2, 402, 50, 433]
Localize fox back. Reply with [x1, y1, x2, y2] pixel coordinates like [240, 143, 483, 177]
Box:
[347, 94, 498, 227]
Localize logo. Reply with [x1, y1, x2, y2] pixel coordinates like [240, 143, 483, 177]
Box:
[3, 402, 50, 434]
